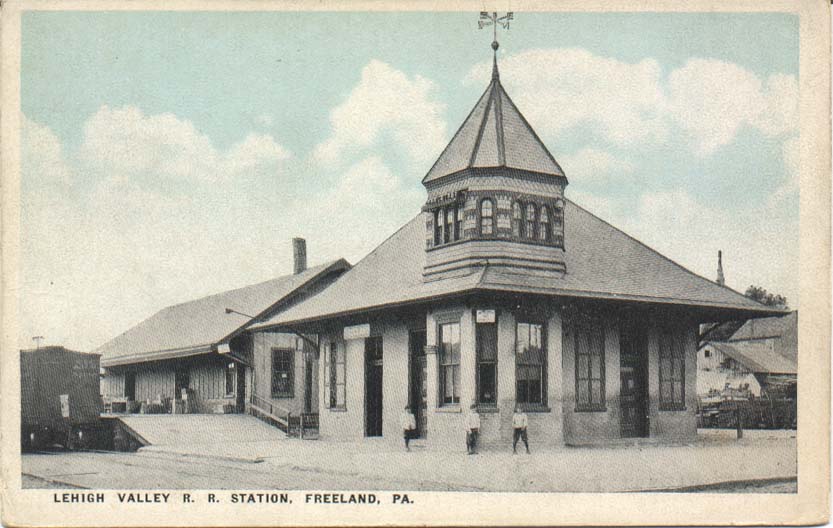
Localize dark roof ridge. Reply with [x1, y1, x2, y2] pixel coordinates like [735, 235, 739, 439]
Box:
[565, 199, 775, 311]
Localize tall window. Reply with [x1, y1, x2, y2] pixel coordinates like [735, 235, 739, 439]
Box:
[434, 209, 444, 246]
[476, 320, 498, 405]
[455, 207, 463, 241]
[225, 362, 236, 396]
[659, 329, 685, 410]
[512, 202, 523, 237]
[539, 206, 550, 241]
[480, 199, 494, 236]
[573, 324, 605, 411]
[324, 341, 346, 409]
[516, 321, 546, 405]
[271, 348, 294, 398]
[439, 322, 461, 405]
[444, 208, 453, 243]
[525, 204, 537, 239]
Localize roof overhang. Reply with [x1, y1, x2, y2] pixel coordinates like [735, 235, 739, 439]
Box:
[100, 343, 213, 368]
[253, 285, 784, 334]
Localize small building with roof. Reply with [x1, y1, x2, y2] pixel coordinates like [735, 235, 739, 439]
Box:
[698, 311, 797, 399]
[97, 241, 349, 417]
[249, 46, 784, 448]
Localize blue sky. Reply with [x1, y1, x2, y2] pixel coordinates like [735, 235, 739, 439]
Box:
[20, 11, 799, 350]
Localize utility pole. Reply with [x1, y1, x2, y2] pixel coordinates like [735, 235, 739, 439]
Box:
[32, 336, 44, 350]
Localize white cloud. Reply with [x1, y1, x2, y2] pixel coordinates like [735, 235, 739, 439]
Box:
[22, 115, 72, 190]
[770, 134, 800, 205]
[298, 155, 423, 261]
[313, 60, 447, 167]
[466, 51, 798, 157]
[666, 59, 798, 155]
[559, 147, 635, 186]
[80, 105, 291, 184]
[466, 48, 668, 147]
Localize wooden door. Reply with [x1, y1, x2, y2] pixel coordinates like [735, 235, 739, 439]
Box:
[409, 330, 428, 438]
[364, 337, 383, 437]
[620, 326, 648, 438]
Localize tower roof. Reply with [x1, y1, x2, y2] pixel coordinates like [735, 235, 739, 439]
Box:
[423, 59, 566, 185]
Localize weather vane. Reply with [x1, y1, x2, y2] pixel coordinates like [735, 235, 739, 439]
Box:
[478, 11, 514, 52]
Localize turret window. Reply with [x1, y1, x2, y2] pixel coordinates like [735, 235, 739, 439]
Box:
[455, 207, 463, 240]
[434, 209, 443, 246]
[539, 206, 550, 241]
[445, 208, 454, 243]
[512, 202, 522, 237]
[480, 199, 494, 236]
[525, 204, 537, 239]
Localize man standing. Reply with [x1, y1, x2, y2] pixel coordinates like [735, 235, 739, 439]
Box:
[465, 404, 481, 455]
[512, 406, 530, 454]
[401, 405, 416, 452]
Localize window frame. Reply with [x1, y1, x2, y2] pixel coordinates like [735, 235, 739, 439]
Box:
[475, 317, 498, 407]
[515, 319, 547, 408]
[324, 341, 347, 410]
[658, 328, 686, 411]
[512, 201, 523, 237]
[525, 203, 537, 240]
[270, 347, 295, 399]
[438, 321, 462, 407]
[480, 198, 494, 237]
[225, 362, 236, 397]
[572, 322, 607, 412]
[539, 205, 550, 241]
[434, 209, 444, 246]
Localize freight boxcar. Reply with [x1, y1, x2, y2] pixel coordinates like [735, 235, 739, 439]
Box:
[20, 347, 103, 450]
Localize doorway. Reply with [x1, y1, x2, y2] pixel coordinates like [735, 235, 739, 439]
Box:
[408, 330, 428, 438]
[304, 357, 314, 414]
[620, 325, 649, 438]
[174, 369, 189, 400]
[364, 336, 383, 437]
[124, 372, 136, 401]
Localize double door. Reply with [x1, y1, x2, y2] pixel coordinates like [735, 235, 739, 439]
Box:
[620, 326, 649, 438]
[408, 330, 427, 438]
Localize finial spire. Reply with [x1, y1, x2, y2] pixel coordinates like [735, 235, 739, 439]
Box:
[479, 11, 513, 81]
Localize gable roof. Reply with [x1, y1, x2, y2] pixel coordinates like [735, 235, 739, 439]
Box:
[709, 341, 797, 375]
[97, 260, 349, 367]
[422, 61, 565, 185]
[730, 311, 797, 341]
[254, 200, 781, 330]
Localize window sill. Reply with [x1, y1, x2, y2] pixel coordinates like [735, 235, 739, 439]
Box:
[575, 406, 607, 413]
[271, 394, 294, 399]
[436, 405, 462, 413]
[475, 405, 499, 413]
[520, 405, 551, 413]
[328, 407, 348, 413]
[658, 406, 687, 412]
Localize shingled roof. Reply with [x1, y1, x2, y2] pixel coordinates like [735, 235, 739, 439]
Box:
[709, 341, 797, 375]
[422, 59, 565, 184]
[253, 201, 781, 330]
[97, 260, 350, 367]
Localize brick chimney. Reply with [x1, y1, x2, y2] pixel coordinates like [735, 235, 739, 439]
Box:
[293, 238, 307, 275]
[716, 250, 725, 286]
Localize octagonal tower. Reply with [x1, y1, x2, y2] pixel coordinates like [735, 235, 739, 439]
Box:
[422, 56, 568, 281]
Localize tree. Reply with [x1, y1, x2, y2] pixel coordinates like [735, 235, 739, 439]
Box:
[745, 285, 788, 309]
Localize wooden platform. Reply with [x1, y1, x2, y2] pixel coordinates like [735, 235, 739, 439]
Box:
[116, 414, 287, 446]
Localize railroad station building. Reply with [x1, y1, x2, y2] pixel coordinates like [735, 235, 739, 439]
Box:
[249, 54, 782, 448]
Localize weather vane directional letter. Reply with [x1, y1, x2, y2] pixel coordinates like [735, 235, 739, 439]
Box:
[478, 11, 513, 51]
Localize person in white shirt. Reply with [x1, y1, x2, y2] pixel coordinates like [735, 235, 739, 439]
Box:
[401, 405, 416, 451]
[465, 404, 481, 454]
[512, 406, 530, 454]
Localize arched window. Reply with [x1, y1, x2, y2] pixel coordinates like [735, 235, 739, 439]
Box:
[512, 202, 523, 237]
[526, 204, 537, 239]
[435, 209, 444, 246]
[480, 199, 494, 236]
[445, 208, 454, 243]
[455, 207, 463, 241]
[539, 206, 550, 241]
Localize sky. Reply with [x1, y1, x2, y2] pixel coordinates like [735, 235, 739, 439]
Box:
[19, 11, 799, 351]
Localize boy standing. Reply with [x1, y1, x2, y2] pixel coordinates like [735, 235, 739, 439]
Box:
[465, 404, 481, 454]
[512, 406, 530, 454]
[401, 405, 416, 451]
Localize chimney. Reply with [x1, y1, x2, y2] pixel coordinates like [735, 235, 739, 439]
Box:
[716, 250, 725, 286]
[293, 238, 307, 275]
